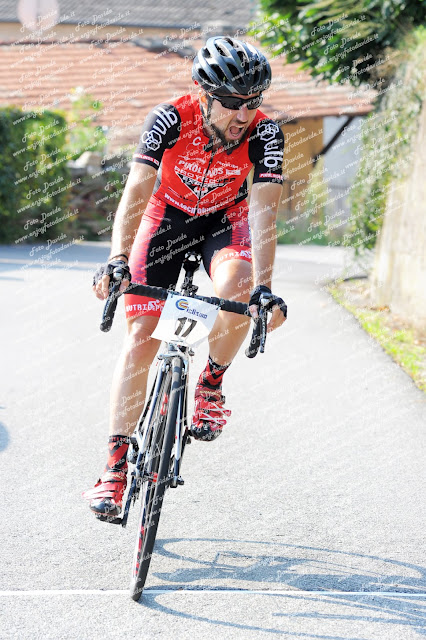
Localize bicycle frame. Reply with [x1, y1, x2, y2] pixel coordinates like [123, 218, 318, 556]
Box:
[158, 342, 191, 489]
[98, 258, 200, 527]
[97, 347, 191, 528]
[96, 249, 271, 529]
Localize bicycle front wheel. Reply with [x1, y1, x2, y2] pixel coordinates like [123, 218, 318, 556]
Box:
[130, 356, 183, 601]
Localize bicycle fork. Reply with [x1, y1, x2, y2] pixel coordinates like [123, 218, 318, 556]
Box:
[123, 351, 190, 526]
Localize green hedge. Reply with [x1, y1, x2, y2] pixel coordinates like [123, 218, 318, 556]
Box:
[0, 107, 72, 244]
[254, 0, 426, 87]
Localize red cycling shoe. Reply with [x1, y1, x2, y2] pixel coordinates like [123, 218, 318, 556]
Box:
[82, 470, 127, 517]
[191, 385, 231, 441]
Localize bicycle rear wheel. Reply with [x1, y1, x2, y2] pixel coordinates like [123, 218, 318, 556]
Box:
[130, 356, 183, 601]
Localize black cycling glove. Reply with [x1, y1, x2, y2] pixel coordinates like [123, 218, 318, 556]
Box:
[92, 259, 132, 288]
[249, 285, 287, 318]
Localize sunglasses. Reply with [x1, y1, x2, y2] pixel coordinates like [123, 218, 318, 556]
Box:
[211, 93, 263, 110]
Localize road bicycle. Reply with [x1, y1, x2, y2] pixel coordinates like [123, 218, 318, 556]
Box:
[98, 251, 270, 601]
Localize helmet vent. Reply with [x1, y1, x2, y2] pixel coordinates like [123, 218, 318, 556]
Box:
[198, 69, 210, 82]
[228, 63, 241, 79]
[236, 50, 246, 65]
[216, 42, 230, 57]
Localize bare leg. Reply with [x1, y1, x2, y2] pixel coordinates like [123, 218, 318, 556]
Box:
[109, 315, 161, 436]
[83, 315, 162, 515]
[208, 259, 252, 365]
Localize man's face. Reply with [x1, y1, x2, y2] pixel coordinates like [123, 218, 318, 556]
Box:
[200, 91, 259, 149]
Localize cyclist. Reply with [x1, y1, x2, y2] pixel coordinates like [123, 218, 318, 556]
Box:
[84, 36, 287, 517]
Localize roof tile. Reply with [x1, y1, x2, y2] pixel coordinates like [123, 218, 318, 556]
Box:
[0, 41, 375, 150]
[0, 0, 257, 28]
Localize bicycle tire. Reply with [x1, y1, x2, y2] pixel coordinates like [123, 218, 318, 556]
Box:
[130, 356, 183, 601]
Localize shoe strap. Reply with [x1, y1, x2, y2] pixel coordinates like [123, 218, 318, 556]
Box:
[82, 471, 126, 502]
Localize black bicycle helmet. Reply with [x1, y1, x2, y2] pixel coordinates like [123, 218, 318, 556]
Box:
[192, 36, 272, 96]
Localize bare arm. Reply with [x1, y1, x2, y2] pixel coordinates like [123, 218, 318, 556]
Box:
[94, 162, 157, 299]
[248, 181, 286, 331]
[110, 162, 157, 259]
[248, 181, 282, 288]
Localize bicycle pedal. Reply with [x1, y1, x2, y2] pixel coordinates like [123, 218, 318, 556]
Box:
[95, 514, 122, 525]
[169, 475, 185, 488]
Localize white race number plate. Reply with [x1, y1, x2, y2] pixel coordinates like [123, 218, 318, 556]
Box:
[151, 294, 219, 346]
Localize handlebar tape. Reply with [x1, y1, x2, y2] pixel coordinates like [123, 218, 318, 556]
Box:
[127, 284, 249, 316]
[101, 283, 264, 357]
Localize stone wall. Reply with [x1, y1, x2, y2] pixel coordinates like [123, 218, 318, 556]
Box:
[371, 104, 426, 329]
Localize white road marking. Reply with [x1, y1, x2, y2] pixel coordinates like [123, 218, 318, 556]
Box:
[0, 590, 425, 597]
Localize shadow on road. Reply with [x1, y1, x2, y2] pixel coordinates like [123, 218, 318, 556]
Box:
[137, 538, 426, 638]
[0, 419, 10, 452]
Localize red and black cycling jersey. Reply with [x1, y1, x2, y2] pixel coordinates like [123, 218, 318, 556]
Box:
[133, 94, 284, 216]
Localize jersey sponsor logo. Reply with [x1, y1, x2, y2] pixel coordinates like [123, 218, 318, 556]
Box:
[175, 158, 241, 179]
[141, 130, 162, 151]
[181, 137, 204, 159]
[212, 247, 252, 268]
[211, 160, 242, 178]
[174, 152, 242, 201]
[257, 121, 284, 169]
[164, 192, 196, 214]
[153, 106, 178, 128]
[259, 172, 283, 180]
[147, 300, 162, 311]
[189, 136, 203, 147]
[141, 106, 179, 151]
[126, 300, 164, 313]
[258, 121, 280, 142]
[263, 145, 283, 169]
[176, 171, 233, 201]
[176, 159, 203, 175]
[133, 153, 160, 166]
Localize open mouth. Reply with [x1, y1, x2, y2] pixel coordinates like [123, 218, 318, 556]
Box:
[228, 125, 245, 140]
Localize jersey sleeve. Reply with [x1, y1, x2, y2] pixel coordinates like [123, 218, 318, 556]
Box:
[132, 103, 181, 169]
[249, 120, 284, 184]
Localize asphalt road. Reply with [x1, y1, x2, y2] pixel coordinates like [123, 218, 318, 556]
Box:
[1, 242, 425, 640]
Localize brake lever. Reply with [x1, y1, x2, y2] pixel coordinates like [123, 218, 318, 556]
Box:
[245, 316, 261, 358]
[245, 305, 268, 358]
[259, 306, 268, 354]
[100, 269, 126, 333]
